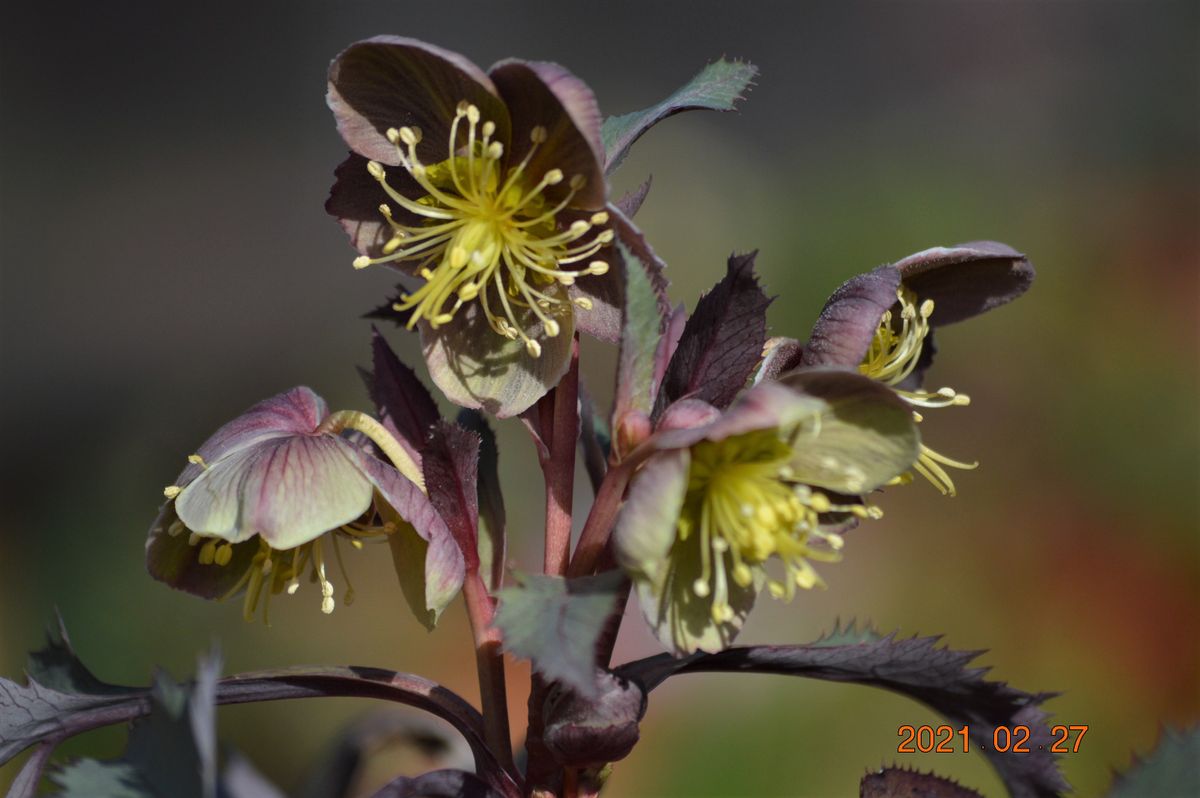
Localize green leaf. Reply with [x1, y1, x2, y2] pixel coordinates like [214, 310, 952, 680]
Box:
[1106, 726, 1200, 798]
[494, 573, 623, 697]
[861, 767, 982, 798]
[617, 624, 1069, 798]
[602, 59, 758, 175]
[613, 241, 667, 437]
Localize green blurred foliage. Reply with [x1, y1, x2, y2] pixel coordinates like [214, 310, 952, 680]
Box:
[2, 2, 1196, 796]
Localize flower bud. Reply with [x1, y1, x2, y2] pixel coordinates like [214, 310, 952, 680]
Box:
[542, 670, 646, 768]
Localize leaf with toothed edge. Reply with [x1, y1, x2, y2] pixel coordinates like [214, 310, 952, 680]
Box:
[654, 252, 772, 419]
[2, 617, 520, 797]
[1105, 726, 1200, 797]
[616, 622, 1069, 798]
[602, 58, 758, 175]
[365, 327, 441, 465]
[421, 420, 481, 573]
[860, 766, 983, 798]
[494, 572, 624, 698]
[456, 409, 506, 591]
[613, 241, 668, 437]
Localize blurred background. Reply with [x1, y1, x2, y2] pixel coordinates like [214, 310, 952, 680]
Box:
[2, 1, 1197, 795]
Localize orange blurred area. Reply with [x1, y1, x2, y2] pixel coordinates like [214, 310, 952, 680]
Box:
[2, 2, 1197, 796]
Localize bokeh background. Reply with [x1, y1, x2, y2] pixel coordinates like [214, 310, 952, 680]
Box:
[2, 1, 1197, 796]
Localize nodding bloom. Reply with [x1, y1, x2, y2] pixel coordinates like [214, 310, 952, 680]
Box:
[326, 37, 623, 416]
[615, 370, 920, 654]
[795, 241, 1035, 496]
[146, 387, 463, 623]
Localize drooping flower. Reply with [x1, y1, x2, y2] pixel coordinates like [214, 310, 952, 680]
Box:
[789, 241, 1035, 495]
[146, 387, 463, 623]
[326, 37, 622, 417]
[615, 369, 920, 654]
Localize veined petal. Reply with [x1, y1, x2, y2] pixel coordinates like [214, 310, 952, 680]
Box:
[420, 297, 574, 418]
[614, 448, 690, 582]
[893, 241, 1035, 326]
[489, 60, 606, 209]
[801, 265, 900, 369]
[775, 368, 920, 494]
[175, 434, 375, 548]
[328, 36, 511, 166]
[172, 387, 328, 488]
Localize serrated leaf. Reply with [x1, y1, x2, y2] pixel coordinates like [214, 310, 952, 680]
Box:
[456, 410, 506, 591]
[365, 327, 441, 467]
[655, 252, 772, 417]
[617, 625, 1069, 798]
[602, 59, 757, 175]
[49, 650, 223, 798]
[613, 241, 668, 435]
[2, 619, 519, 797]
[494, 573, 624, 698]
[422, 421, 481, 573]
[861, 766, 983, 798]
[27, 614, 139, 698]
[1106, 726, 1200, 798]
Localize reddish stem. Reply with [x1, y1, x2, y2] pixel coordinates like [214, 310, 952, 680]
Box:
[463, 570, 515, 775]
[543, 336, 580, 576]
[565, 463, 632, 579]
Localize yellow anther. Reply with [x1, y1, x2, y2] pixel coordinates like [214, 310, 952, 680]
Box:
[558, 275, 575, 286]
[367, 161, 386, 180]
[569, 174, 586, 190]
[321, 596, 335, 614]
[588, 261, 609, 275]
[486, 141, 503, 159]
[732, 563, 754, 587]
[456, 100, 471, 115]
[920, 299, 935, 318]
[530, 126, 548, 143]
[399, 126, 420, 146]
[353, 255, 372, 269]
[198, 539, 217, 565]
[590, 211, 609, 225]
[481, 120, 495, 138]
[458, 283, 479, 301]
[596, 230, 615, 244]
[573, 297, 593, 310]
[187, 454, 208, 468]
[167, 520, 185, 537]
[525, 338, 542, 358]
[163, 485, 181, 499]
[544, 169, 564, 185]
[214, 543, 233, 567]
[386, 127, 401, 144]
[465, 104, 480, 124]
[382, 237, 404, 255]
[543, 319, 560, 337]
[187, 532, 203, 546]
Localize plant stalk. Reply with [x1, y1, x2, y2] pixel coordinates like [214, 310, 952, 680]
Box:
[463, 570, 516, 775]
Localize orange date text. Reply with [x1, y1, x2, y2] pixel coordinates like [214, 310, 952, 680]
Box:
[896, 725, 1088, 754]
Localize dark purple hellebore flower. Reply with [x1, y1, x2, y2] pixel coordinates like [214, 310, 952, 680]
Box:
[772, 241, 1035, 496]
[146, 387, 463, 622]
[326, 37, 622, 417]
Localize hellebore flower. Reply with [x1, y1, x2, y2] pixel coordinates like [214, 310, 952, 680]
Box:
[146, 387, 463, 623]
[326, 37, 619, 416]
[614, 369, 919, 654]
[789, 241, 1035, 496]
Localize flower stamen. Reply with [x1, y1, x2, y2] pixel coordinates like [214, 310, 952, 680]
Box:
[353, 102, 610, 356]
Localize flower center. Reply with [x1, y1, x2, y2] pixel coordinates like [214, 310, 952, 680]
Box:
[354, 101, 613, 357]
[860, 286, 978, 495]
[679, 430, 875, 623]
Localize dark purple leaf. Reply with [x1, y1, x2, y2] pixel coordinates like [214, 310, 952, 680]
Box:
[860, 767, 983, 798]
[654, 252, 772, 417]
[617, 622, 1069, 798]
[455, 410, 506, 590]
[801, 265, 900, 369]
[370, 769, 503, 798]
[366, 327, 440, 466]
[420, 421, 481, 573]
[542, 671, 645, 768]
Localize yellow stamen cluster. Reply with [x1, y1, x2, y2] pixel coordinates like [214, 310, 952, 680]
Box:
[678, 430, 878, 623]
[166, 515, 395, 623]
[353, 101, 611, 357]
[860, 286, 978, 495]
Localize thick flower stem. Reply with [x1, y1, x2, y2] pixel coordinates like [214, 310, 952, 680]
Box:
[542, 336, 580, 576]
[463, 570, 516, 776]
[566, 463, 632, 579]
